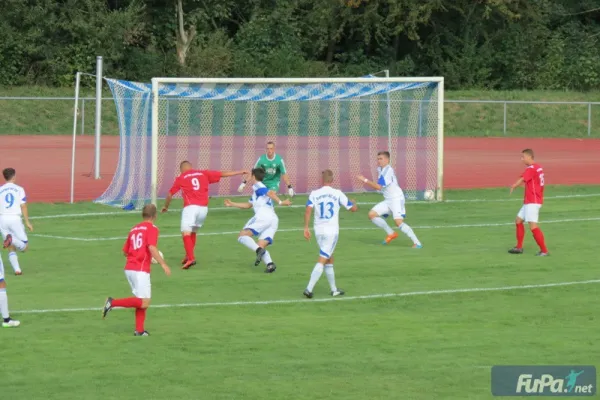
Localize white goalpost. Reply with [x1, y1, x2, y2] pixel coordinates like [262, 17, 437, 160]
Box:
[95, 76, 444, 209]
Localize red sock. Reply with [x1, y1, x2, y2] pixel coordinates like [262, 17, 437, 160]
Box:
[516, 223, 525, 248]
[191, 232, 197, 249]
[183, 235, 195, 261]
[135, 308, 146, 332]
[531, 228, 548, 253]
[112, 297, 143, 308]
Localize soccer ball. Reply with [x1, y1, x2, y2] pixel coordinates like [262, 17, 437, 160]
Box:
[424, 190, 435, 201]
[151, 250, 164, 264]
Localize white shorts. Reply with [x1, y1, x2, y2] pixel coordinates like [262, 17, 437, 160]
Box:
[371, 198, 406, 220]
[181, 205, 208, 232]
[244, 214, 279, 244]
[316, 233, 339, 259]
[125, 270, 151, 299]
[517, 204, 542, 223]
[0, 215, 28, 243]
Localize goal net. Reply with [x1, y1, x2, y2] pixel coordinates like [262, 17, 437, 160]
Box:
[96, 77, 443, 209]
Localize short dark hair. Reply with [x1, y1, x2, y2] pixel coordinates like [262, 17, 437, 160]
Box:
[522, 149, 534, 159]
[377, 151, 390, 159]
[266, 141, 275, 146]
[142, 204, 157, 219]
[252, 167, 266, 182]
[322, 169, 334, 183]
[180, 160, 191, 169]
[3, 168, 15, 181]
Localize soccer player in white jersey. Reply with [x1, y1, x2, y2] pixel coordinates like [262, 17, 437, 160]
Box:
[0, 168, 33, 275]
[224, 167, 291, 273]
[303, 169, 358, 298]
[357, 151, 422, 248]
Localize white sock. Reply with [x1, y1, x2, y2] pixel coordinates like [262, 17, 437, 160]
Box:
[0, 289, 9, 319]
[237, 236, 259, 252]
[262, 250, 273, 265]
[8, 252, 21, 274]
[10, 237, 26, 251]
[306, 263, 324, 292]
[324, 264, 337, 292]
[399, 223, 420, 245]
[371, 217, 394, 235]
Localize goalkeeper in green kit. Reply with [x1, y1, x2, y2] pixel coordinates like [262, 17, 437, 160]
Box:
[237, 141, 295, 196]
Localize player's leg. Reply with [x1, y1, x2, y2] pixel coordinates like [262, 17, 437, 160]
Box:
[391, 199, 421, 248]
[509, 207, 526, 254]
[8, 221, 28, 275]
[103, 271, 151, 335]
[180, 206, 198, 269]
[257, 219, 278, 273]
[190, 206, 207, 261]
[0, 256, 20, 327]
[369, 202, 396, 243]
[305, 234, 342, 297]
[526, 205, 548, 256]
[324, 255, 344, 296]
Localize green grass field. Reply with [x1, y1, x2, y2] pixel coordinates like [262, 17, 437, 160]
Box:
[2, 86, 600, 137]
[2, 185, 600, 399]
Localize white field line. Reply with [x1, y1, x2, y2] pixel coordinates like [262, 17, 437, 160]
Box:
[29, 216, 600, 242]
[28, 193, 600, 220]
[15, 279, 600, 315]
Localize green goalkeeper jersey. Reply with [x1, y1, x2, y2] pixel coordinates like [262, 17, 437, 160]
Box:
[254, 154, 287, 191]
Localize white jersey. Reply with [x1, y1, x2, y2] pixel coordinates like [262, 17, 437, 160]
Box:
[377, 165, 404, 200]
[249, 182, 276, 217]
[307, 186, 353, 234]
[0, 182, 27, 216]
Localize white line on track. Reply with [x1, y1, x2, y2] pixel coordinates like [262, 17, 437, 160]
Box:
[29, 216, 600, 242]
[15, 279, 600, 315]
[28, 193, 600, 220]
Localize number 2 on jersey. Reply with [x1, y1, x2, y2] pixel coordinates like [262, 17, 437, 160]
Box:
[131, 233, 143, 250]
[191, 178, 200, 191]
[318, 202, 334, 219]
[4, 193, 14, 208]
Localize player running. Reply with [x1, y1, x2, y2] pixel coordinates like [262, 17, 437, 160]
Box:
[303, 169, 358, 298]
[357, 151, 422, 247]
[162, 161, 248, 270]
[237, 141, 295, 196]
[0, 254, 19, 327]
[224, 167, 291, 273]
[102, 204, 170, 336]
[508, 149, 549, 256]
[0, 168, 33, 276]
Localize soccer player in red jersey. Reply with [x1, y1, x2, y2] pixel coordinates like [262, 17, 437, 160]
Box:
[162, 161, 248, 269]
[508, 149, 549, 256]
[102, 204, 170, 336]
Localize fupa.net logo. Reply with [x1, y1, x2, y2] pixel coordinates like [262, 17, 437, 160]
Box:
[516, 370, 593, 395]
[492, 365, 596, 397]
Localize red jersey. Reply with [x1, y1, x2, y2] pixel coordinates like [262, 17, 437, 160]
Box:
[522, 163, 544, 204]
[169, 169, 222, 207]
[123, 221, 159, 273]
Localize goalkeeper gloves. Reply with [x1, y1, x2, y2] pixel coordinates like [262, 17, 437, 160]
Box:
[288, 185, 294, 197]
[237, 180, 247, 193]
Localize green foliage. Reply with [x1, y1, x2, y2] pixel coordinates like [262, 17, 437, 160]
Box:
[2, 0, 600, 89]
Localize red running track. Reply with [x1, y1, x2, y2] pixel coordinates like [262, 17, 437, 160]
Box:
[0, 136, 598, 202]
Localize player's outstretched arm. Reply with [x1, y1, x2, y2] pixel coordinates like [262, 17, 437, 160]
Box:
[224, 199, 252, 209]
[221, 170, 250, 178]
[162, 193, 173, 212]
[21, 203, 33, 231]
[303, 206, 312, 240]
[282, 173, 294, 196]
[356, 174, 382, 191]
[267, 190, 291, 206]
[510, 177, 524, 194]
[349, 198, 359, 212]
[149, 245, 171, 276]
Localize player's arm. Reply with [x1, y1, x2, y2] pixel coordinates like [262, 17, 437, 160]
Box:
[341, 193, 359, 212]
[303, 202, 313, 240]
[510, 177, 525, 194]
[149, 245, 171, 276]
[280, 159, 294, 196]
[224, 199, 252, 209]
[122, 238, 130, 257]
[267, 190, 291, 206]
[20, 203, 33, 231]
[162, 179, 180, 212]
[221, 170, 249, 178]
[356, 174, 383, 191]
